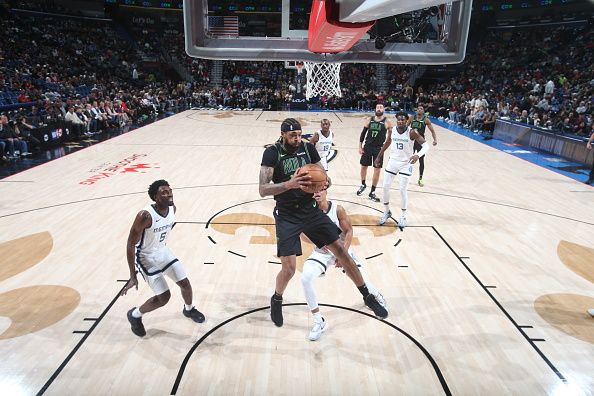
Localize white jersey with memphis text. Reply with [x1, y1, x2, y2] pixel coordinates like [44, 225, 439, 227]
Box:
[135, 204, 175, 264]
[389, 126, 415, 162]
[314, 130, 333, 158]
[134, 204, 187, 293]
[314, 130, 333, 170]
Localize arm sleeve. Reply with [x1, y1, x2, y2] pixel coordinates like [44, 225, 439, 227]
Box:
[359, 127, 368, 143]
[416, 141, 430, 158]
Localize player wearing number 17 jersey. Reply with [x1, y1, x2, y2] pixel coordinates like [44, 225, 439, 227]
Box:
[357, 103, 393, 202]
[374, 112, 429, 229]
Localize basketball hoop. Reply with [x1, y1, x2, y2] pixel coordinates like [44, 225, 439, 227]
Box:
[302, 61, 342, 100]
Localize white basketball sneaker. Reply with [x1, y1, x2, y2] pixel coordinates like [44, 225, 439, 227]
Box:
[588, 308, 594, 317]
[378, 210, 392, 225]
[397, 214, 407, 229]
[308, 318, 328, 341]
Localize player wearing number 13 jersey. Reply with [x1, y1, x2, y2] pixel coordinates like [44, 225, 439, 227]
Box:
[374, 112, 429, 229]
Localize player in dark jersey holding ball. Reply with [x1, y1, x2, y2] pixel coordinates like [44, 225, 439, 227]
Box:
[259, 118, 388, 328]
[408, 105, 437, 187]
[357, 103, 393, 202]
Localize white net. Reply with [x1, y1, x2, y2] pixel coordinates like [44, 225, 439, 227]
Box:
[303, 61, 342, 100]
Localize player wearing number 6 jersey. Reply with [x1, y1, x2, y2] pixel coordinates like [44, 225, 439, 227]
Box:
[309, 118, 333, 171]
[374, 112, 429, 229]
[409, 105, 437, 187]
[121, 179, 205, 337]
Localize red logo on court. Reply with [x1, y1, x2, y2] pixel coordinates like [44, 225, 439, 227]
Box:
[120, 163, 158, 173]
[79, 154, 159, 185]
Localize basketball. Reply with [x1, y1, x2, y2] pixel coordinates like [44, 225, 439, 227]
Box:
[295, 163, 327, 193]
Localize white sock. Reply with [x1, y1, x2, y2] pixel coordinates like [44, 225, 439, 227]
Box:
[401, 209, 407, 218]
[313, 312, 323, 323]
[132, 307, 142, 318]
[184, 303, 194, 311]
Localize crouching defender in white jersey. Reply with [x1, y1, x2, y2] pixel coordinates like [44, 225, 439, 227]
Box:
[301, 188, 387, 341]
[121, 179, 205, 337]
[309, 118, 333, 171]
[374, 112, 429, 229]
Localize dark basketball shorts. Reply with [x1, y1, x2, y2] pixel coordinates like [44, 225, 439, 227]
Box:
[360, 145, 383, 168]
[273, 201, 341, 257]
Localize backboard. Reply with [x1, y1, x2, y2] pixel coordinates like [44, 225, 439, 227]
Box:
[183, 0, 472, 64]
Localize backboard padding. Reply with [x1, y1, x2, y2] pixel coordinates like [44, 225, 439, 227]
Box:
[183, 0, 472, 64]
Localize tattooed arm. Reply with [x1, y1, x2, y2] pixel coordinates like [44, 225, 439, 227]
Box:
[258, 165, 311, 197]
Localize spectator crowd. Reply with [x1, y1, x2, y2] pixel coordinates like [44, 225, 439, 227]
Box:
[1, 3, 592, 164]
[413, 25, 593, 137]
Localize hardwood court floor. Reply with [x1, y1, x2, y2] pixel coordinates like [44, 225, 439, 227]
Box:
[0, 110, 592, 395]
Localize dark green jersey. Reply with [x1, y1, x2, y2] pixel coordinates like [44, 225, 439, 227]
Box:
[410, 114, 427, 136]
[364, 117, 387, 148]
[261, 141, 321, 204]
